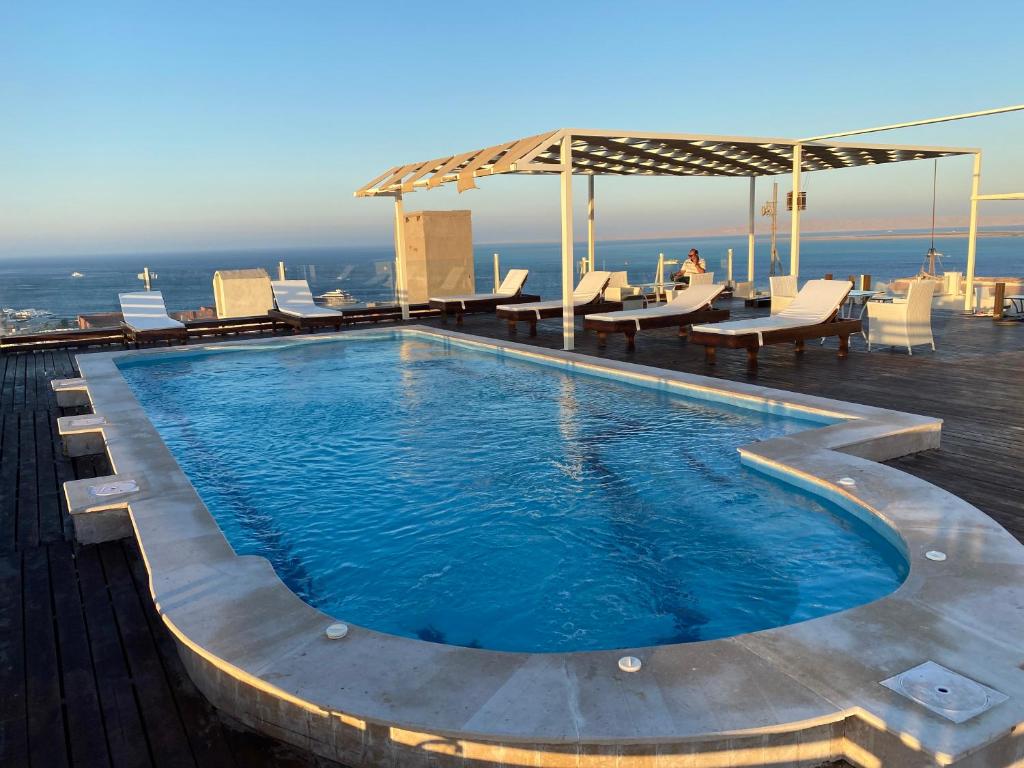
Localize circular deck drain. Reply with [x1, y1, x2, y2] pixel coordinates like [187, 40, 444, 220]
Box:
[837, 477, 857, 487]
[618, 656, 642, 673]
[925, 550, 947, 561]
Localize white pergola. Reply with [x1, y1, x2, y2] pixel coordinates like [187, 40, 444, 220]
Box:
[356, 128, 980, 350]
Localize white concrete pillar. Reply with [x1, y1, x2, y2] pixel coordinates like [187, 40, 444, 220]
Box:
[493, 252, 500, 292]
[790, 145, 802, 279]
[587, 175, 596, 273]
[393, 193, 410, 320]
[964, 152, 982, 312]
[747, 177, 756, 283]
[560, 136, 575, 350]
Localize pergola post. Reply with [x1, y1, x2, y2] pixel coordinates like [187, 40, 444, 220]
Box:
[393, 192, 410, 320]
[560, 136, 575, 350]
[747, 177, 756, 283]
[964, 152, 983, 312]
[790, 144, 802, 279]
[587, 175, 596, 273]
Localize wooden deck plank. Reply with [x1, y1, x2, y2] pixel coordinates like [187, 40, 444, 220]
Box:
[22, 546, 70, 768]
[122, 544, 240, 768]
[98, 543, 204, 768]
[0, 414, 18, 554]
[35, 412, 64, 543]
[17, 413, 39, 549]
[0, 552, 28, 767]
[49, 540, 112, 768]
[77, 545, 154, 768]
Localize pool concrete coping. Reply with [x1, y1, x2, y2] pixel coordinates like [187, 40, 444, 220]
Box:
[68, 326, 1024, 767]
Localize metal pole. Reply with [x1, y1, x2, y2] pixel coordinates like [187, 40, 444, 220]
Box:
[802, 104, 1024, 142]
[143, 267, 151, 291]
[394, 192, 410, 320]
[770, 182, 779, 276]
[493, 253, 500, 291]
[560, 136, 575, 351]
[277, 261, 286, 281]
[790, 145, 802, 278]
[747, 177, 755, 284]
[587, 175, 596, 273]
[727, 248, 733, 285]
[964, 152, 982, 312]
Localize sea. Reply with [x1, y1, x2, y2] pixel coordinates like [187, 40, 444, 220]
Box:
[1, 229, 1021, 333]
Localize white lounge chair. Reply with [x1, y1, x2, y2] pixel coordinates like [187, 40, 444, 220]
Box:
[495, 271, 615, 336]
[690, 279, 858, 367]
[687, 272, 715, 287]
[584, 284, 729, 350]
[268, 279, 345, 332]
[118, 291, 187, 346]
[867, 279, 936, 354]
[428, 269, 536, 324]
[770, 274, 799, 314]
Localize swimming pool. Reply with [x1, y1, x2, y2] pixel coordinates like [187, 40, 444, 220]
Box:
[119, 333, 905, 653]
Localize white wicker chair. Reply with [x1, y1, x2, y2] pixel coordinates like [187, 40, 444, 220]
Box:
[867, 279, 936, 354]
[769, 275, 798, 314]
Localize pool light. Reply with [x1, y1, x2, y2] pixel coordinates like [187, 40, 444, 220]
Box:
[618, 656, 642, 673]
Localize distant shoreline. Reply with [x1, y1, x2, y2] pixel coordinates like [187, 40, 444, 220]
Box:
[800, 231, 1024, 242]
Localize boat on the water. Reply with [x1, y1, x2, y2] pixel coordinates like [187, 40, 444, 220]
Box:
[315, 288, 358, 306]
[2, 307, 55, 322]
[71, 271, 84, 278]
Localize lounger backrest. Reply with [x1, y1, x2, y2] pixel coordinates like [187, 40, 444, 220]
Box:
[668, 283, 725, 311]
[573, 270, 612, 302]
[776, 280, 852, 324]
[688, 272, 715, 286]
[271, 280, 318, 312]
[770, 275, 798, 298]
[497, 269, 528, 296]
[118, 291, 179, 330]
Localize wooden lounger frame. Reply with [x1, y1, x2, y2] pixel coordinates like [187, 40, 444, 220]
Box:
[120, 322, 189, 348]
[689, 314, 862, 367]
[583, 307, 730, 351]
[268, 308, 346, 333]
[496, 299, 623, 337]
[430, 293, 540, 325]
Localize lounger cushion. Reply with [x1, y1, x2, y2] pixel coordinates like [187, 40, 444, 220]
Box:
[572, 270, 612, 302]
[431, 269, 530, 306]
[496, 269, 529, 296]
[692, 280, 851, 343]
[586, 285, 725, 324]
[271, 280, 343, 318]
[496, 271, 611, 315]
[118, 292, 185, 331]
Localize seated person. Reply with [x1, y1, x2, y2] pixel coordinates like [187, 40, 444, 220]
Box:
[671, 249, 707, 284]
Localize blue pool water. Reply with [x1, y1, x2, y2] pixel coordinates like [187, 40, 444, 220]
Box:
[119, 334, 906, 652]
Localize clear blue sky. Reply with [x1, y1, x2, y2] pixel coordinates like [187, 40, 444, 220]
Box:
[2, 1, 1022, 257]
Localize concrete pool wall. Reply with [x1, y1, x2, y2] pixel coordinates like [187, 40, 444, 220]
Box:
[59, 327, 1024, 767]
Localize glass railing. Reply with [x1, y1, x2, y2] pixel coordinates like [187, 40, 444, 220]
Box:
[0, 250, 399, 336]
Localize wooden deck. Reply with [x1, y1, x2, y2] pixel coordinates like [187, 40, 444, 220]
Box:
[0, 351, 342, 768]
[1, 302, 1020, 768]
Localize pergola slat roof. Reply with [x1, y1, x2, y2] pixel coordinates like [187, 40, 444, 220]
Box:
[354, 128, 977, 197]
